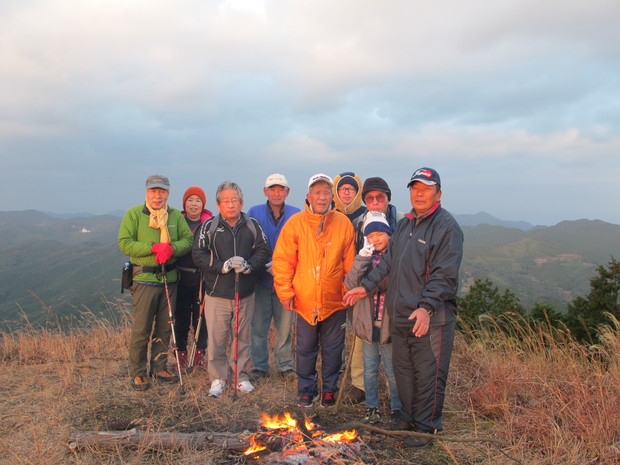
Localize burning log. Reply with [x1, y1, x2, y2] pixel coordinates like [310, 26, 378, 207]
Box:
[242, 412, 368, 464]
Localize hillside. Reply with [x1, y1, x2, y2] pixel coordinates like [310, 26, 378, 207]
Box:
[0, 210, 126, 327]
[1, 210, 619, 325]
[460, 220, 620, 309]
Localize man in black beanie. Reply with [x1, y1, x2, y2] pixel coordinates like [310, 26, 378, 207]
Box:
[354, 177, 403, 251]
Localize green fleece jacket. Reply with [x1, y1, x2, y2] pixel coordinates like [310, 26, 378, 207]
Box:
[118, 204, 194, 283]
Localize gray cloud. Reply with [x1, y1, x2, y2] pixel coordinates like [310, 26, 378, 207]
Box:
[1, 0, 619, 225]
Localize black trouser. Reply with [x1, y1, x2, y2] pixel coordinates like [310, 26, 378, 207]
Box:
[391, 321, 455, 433]
[175, 284, 207, 351]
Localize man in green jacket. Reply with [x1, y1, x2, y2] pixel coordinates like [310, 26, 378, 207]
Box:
[118, 174, 194, 391]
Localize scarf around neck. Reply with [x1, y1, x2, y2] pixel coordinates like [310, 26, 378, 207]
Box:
[146, 200, 170, 243]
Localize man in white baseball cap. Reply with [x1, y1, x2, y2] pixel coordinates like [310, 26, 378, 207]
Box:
[247, 174, 301, 381]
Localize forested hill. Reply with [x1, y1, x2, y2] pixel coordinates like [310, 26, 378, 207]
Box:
[460, 219, 620, 309]
[1, 210, 619, 327]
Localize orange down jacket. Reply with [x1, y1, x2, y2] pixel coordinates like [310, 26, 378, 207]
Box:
[272, 204, 355, 325]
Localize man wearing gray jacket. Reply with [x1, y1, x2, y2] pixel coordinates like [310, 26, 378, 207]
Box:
[344, 167, 463, 449]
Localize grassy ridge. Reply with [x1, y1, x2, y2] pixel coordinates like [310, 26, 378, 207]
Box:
[0, 308, 618, 464]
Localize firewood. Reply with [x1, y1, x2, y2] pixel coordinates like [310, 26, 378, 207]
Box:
[67, 428, 249, 451]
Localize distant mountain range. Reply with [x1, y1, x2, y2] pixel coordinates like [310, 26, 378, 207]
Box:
[1, 209, 619, 327]
[454, 212, 535, 231]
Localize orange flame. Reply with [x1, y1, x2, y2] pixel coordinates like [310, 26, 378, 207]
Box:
[243, 412, 358, 456]
[260, 412, 298, 430]
[323, 430, 358, 443]
[243, 436, 267, 456]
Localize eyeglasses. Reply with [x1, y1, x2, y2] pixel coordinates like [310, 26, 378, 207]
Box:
[220, 198, 240, 205]
[338, 187, 357, 193]
[365, 194, 387, 202]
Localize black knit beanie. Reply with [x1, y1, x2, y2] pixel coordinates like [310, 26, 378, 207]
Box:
[337, 172, 359, 190]
[361, 177, 391, 203]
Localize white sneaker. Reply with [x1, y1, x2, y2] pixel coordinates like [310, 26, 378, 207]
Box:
[208, 379, 225, 397]
[236, 380, 255, 393]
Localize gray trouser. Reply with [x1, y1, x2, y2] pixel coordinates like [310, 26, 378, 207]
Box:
[204, 293, 255, 383]
[129, 282, 176, 377]
[391, 321, 455, 433]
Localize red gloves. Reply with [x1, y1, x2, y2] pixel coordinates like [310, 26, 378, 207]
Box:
[152, 242, 174, 264]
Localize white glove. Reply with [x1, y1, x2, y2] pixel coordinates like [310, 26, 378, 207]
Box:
[265, 261, 273, 275]
[242, 262, 252, 274]
[222, 258, 234, 274]
[359, 237, 375, 257]
[229, 256, 248, 273]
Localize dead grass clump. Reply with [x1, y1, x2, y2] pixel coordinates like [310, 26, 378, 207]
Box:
[454, 313, 620, 465]
[0, 300, 131, 365]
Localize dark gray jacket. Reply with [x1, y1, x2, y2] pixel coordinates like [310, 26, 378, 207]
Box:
[344, 254, 392, 344]
[361, 205, 463, 327]
[192, 213, 270, 300]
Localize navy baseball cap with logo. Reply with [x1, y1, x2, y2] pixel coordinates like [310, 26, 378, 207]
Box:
[407, 167, 441, 189]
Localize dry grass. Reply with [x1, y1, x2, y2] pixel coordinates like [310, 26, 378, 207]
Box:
[451, 313, 620, 465]
[0, 304, 618, 465]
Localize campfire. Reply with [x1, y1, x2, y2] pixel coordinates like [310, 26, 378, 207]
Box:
[243, 412, 366, 464]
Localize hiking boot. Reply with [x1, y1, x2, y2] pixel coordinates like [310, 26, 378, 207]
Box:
[320, 391, 335, 408]
[131, 376, 151, 391]
[193, 349, 206, 369]
[236, 380, 255, 393]
[364, 407, 381, 424]
[346, 386, 365, 404]
[279, 369, 296, 380]
[177, 351, 188, 369]
[404, 431, 435, 449]
[155, 370, 179, 384]
[250, 369, 267, 381]
[208, 379, 225, 398]
[389, 410, 413, 431]
[298, 395, 314, 408]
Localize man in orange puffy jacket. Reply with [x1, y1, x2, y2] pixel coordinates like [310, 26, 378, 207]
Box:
[272, 173, 355, 408]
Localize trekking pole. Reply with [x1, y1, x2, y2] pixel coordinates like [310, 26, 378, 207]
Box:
[187, 280, 205, 372]
[161, 264, 184, 390]
[335, 329, 356, 412]
[232, 271, 240, 401]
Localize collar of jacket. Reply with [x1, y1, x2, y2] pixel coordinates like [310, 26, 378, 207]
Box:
[405, 201, 441, 221]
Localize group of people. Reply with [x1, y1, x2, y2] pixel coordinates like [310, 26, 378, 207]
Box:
[117, 167, 463, 449]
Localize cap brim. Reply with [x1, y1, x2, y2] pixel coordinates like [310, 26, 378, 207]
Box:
[146, 184, 170, 190]
[407, 179, 437, 187]
[309, 179, 333, 188]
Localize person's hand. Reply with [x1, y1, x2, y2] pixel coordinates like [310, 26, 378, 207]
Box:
[242, 261, 252, 274]
[281, 298, 295, 311]
[265, 261, 273, 275]
[359, 237, 375, 257]
[152, 242, 173, 264]
[343, 287, 368, 306]
[222, 258, 234, 274]
[229, 256, 247, 273]
[408, 308, 431, 337]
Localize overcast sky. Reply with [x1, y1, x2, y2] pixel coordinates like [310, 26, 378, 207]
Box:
[1, 0, 619, 226]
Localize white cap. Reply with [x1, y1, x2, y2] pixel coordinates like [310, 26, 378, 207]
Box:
[307, 173, 333, 189]
[265, 173, 289, 188]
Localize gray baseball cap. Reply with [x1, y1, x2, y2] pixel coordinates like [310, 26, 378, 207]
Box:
[145, 174, 170, 190]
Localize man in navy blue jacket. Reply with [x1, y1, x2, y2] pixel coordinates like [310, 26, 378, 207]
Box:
[247, 174, 301, 380]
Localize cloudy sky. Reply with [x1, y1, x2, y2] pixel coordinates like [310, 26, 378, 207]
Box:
[1, 0, 619, 226]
